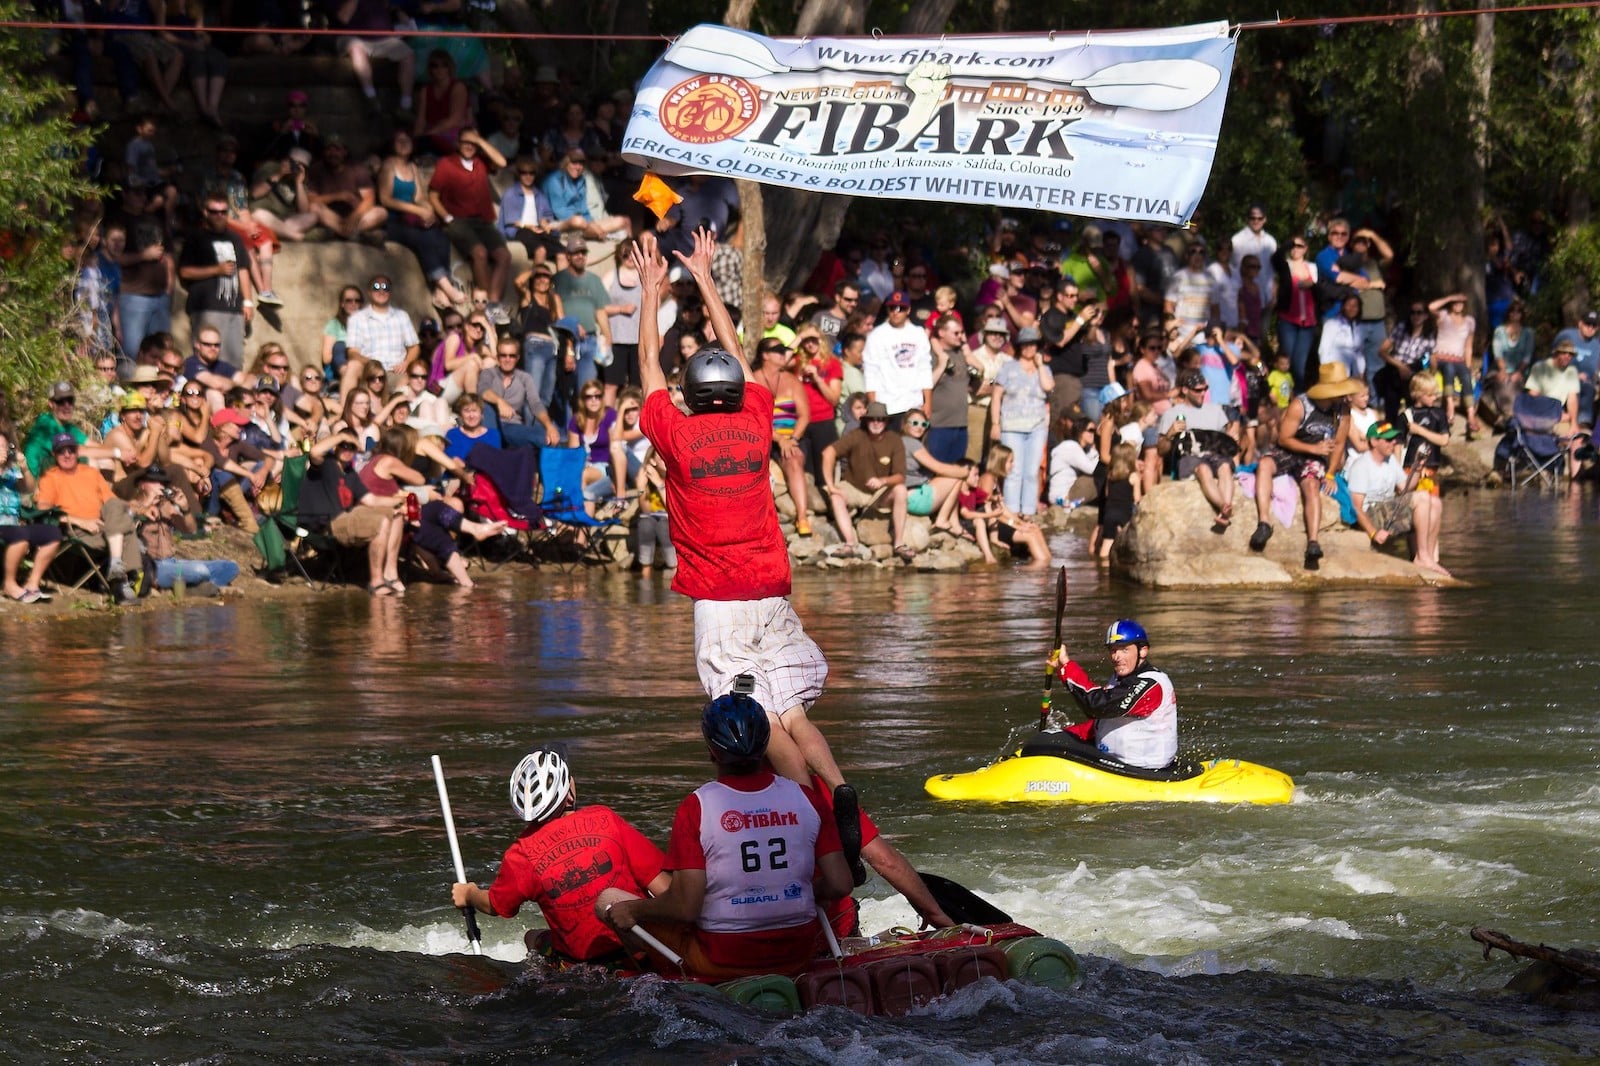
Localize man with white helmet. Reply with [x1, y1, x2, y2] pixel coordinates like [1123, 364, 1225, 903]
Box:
[451, 748, 668, 964]
[597, 689, 853, 979]
[631, 228, 864, 882]
[1045, 619, 1179, 770]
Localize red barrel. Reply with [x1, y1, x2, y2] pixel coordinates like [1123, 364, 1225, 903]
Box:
[795, 966, 873, 1014]
[931, 945, 1009, 994]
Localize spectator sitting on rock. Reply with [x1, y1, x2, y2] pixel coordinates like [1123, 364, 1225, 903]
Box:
[822, 401, 911, 562]
[1049, 415, 1099, 508]
[1155, 369, 1240, 533]
[899, 407, 968, 525]
[124, 114, 179, 235]
[307, 135, 387, 242]
[1248, 362, 1360, 571]
[1343, 421, 1421, 566]
[247, 152, 319, 251]
[257, 90, 322, 163]
[378, 130, 469, 313]
[443, 392, 500, 461]
[414, 49, 472, 157]
[331, 0, 415, 115]
[978, 443, 1051, 564]
[501, 155, 562, 270]
[429, 128, 512, 324]
[541, 149, 630, 243]
[35, 434, 143, 603]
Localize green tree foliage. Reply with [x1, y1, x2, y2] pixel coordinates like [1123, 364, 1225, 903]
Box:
[0, 2, 98, 428]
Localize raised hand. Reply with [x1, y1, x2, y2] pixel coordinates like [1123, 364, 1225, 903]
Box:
[674, 226, 717, 281]
[631, 232, 670, 299]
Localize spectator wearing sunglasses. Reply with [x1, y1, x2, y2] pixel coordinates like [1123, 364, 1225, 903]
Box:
[178, 193, 254, 368]
[342, 274, 420, 399]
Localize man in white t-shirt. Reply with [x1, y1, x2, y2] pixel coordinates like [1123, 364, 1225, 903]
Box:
[1230, 203, 1278, 305]
[1155, 370, 1238, 530]
[862, 290, 932, 429]
[1343, 421, 1418, 550]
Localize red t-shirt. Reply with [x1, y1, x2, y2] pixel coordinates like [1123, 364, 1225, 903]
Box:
[800, 356, 844, 425]
[429, 155, 497, 222]
[486, 804, 666, 961]
[664, 770, 841, 971]
[641, 381, 790, 601]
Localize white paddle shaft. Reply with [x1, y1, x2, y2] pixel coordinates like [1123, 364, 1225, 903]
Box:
[817, 906, 844, 959]
[430, 755, 481, 955]
[632, 926, 686, 969]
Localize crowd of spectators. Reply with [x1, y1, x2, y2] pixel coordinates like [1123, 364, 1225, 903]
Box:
[8, 22, 1588, 602]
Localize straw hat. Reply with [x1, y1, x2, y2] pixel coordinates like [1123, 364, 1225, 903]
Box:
[1306, 363, 1364, 400]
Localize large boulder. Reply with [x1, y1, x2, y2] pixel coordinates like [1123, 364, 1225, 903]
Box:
[1113, 479, 1453, 588]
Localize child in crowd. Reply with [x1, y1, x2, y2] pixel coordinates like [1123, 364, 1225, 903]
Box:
[633, 447, 675, 576]
[1267, 350, 1296, 409]
[1402, 372, 1450, 495]
[1096, 441, 1141, 561]
[925, 286, 962, 337]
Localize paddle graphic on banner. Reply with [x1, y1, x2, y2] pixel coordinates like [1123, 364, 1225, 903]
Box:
[622, 22, 1234, 224]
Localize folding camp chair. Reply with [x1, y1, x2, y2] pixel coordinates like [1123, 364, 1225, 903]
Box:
[25, 506, 112, 596]
[460, 442, 541, 570]
[1497, 393, 1583, 490]
[253, 454, 348, 588]
[534, 446, 628, 569]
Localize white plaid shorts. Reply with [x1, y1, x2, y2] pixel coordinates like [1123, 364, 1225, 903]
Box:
[693, 596, 828, 716]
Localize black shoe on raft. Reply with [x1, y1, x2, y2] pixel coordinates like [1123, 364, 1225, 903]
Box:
[832, 783, 867, 887]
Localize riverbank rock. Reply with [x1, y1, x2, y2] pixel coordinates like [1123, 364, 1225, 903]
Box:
[1112, 480, 1456, 588]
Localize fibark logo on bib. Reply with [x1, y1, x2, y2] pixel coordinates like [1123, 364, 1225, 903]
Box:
[661, 75, 760, 144]
[720, 809, 799, 831]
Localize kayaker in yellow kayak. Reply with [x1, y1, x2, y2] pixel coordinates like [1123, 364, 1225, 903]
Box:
[1048, 619, 1179, 770]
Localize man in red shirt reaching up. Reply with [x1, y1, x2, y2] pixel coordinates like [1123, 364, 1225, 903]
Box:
[632, 230, 864, 881]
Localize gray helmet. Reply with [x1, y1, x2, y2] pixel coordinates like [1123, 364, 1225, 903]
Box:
[683, 346, 745, 414]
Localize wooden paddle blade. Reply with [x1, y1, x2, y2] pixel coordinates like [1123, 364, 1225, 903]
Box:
[669, 25, 790, 77]
[917, 871, 1014, 925]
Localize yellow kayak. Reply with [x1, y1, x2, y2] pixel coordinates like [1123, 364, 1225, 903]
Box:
[924, 752, 1295, 805]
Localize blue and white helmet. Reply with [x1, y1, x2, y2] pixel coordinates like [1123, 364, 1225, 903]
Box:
[509, 749, 572, 823]
[1104, 618, 1149, 649]
[701, 692, 770, 759]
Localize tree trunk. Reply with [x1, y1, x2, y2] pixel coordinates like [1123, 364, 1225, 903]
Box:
[899, 0, 958, 35]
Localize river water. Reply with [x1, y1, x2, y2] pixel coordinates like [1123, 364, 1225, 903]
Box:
[3, 491, 1599, 1063]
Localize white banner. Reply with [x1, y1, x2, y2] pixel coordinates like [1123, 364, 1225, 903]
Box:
[622, 22, 1235, 224]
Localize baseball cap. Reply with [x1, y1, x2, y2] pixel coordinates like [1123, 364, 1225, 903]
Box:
[1015, 326, 1042, 346]
[120, 392, 149, 412]
[1098, 382, 1128, 405]
[1178, 369, 1207, 391]
[885, 290, 911, 310]
[49, 381, 75, 401]
[286, 89, 309, 105]
[564, 234, 588, 252]
[51, 433, 78, 452]
[1366, 421, 1401, 440]
[419, 317, 441, 332]
[210, 407, 249, 429]
[1583, 311, 1600, 328]
[255, 376, 280, 393]
[982, 317, 1009, 335]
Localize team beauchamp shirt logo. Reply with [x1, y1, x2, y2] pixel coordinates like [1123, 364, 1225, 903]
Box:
[720, 809, 800, 832]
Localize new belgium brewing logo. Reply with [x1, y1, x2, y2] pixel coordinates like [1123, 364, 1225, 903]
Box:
[660, 74, 760, 144]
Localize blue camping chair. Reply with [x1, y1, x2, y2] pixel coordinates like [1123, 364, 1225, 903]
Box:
[535, 446, 628, 568]
[1496, 392, 1581, 490]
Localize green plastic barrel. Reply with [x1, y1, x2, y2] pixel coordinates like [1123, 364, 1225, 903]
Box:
[716, 973, 802, 1013]
[999, 936, 1082, 991]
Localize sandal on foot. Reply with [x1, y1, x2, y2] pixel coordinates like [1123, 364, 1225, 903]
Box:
[795, 517, 812, 536]
[1304, 540, 1323, 570]
[893, 544, 916, 563]
[1248, 521, 1273, 552]
[368, 582, 395, 597]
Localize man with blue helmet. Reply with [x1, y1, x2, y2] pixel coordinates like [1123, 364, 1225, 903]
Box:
[597, 687, 853, 980]
[1048, 618, 1179, 770]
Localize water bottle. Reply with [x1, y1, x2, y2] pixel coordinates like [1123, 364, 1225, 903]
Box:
[405, 492, 420, 523]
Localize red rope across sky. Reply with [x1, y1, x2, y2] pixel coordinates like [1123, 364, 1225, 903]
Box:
[1, 3, 1598, 44]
